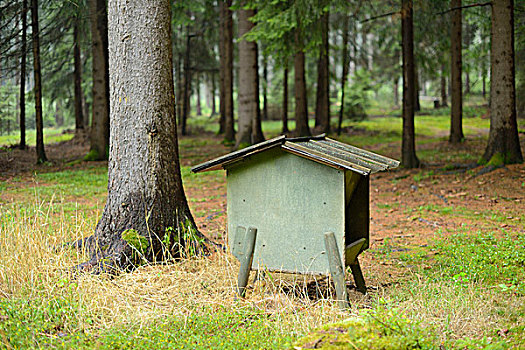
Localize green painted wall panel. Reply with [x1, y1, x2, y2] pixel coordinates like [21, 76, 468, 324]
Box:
[226, 148, 345, 274]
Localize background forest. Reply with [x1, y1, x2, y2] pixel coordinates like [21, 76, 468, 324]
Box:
[1, 0, 525, 349]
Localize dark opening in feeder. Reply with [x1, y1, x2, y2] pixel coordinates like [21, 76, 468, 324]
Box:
[192, 134, 399, 307]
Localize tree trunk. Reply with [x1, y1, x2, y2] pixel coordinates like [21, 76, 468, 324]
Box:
[252, 44, 264, 144]
[223, 2, 235, 142]
[176, 51, 183, 127]
[450, 0, 463, 143]
[282, 66, 289, 134]
[88, 0, 109, 160]
[294, 28, 311, 137]
[218, 2, 226, 134]
[262, 55, 268, 120]
[315, 10, 330, 134]
[73, 18, 84, 133]
[19, 0, 27, 150]
[338, 14, 350, 135]
[55, 100, 63, 127]
[79, 0, 204, 272]
[236, 7, 257, 148]
[414, 66, 420, 112]
[31, 0, 47, 164]
[196, 74, 202, 116]
[222, 0, 235, 142]
[210, 72, 216, 116]
[482, 0, 523, 165]
[401, 0, 419, 168]
[393, 77, 399, 107]
[440, 64, 448, 107]
[181, 28, 192, 136]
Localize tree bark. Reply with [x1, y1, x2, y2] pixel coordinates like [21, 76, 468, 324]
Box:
[218, 2, 226, 134]
[401, 0, 419, 168]
[73, 18, 84, 133]
[315, 10, 330, 134]
[450, 0, 464, 143]
[31, 0, 47, 164]
[262, 55, 268, 120]
[222, 0, 235, 142]
[482, 0, 523, 164]
[414, 66, 420, 112]
[282, 66, 289, 134]
[440, 64, 448, 107]
[19, 0, 27, 150]
[88, 0, 109, 160]
[196, 74, 202, 116]
[181, 28, 192, 136]
[294, 28, 311, 137]
[236, 7, 258, 148]
[210, 72, 216, 116]
[393, 77, 400, 107]
[79, 0, 204, 272]
[252, 44, 264, 144]
[338, 14, 350, 135]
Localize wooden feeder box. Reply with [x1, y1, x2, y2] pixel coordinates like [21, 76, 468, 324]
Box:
[192, 135, 399, 307]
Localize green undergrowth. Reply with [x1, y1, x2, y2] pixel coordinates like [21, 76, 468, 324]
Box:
[0, 298, 292, 349]
[0, 128, 74, 147]
[293, 307, 438, 350]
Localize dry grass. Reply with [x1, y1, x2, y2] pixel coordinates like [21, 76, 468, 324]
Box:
[0, 200, 348, 340]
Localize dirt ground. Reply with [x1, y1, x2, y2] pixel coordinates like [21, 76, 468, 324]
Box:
[1, 131, 524, 284]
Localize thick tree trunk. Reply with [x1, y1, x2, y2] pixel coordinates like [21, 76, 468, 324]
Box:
[401, 0, 419, 168]
[88, 0, 109, 160]
[282, 67, 289, 134]
[236, 7, 258, 148]
[19, 0, 27, 150]
[31, 0, 47, 164]
[73, 19, 84, 133]
[80, 0, 203, 272]
[222, 0, 235, 142]
[482, 0, 523, 164]
[315, 11, 330, 134]
[294, 28, 311, 137]
[338, 14, 350, 135]
[450, 0, 463, 143]
[440, 64, 448, 107]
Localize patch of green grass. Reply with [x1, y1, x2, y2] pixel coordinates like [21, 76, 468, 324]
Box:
[0, 127, 74, 147]
[0, 299, 292, 350]
[293, 306, 440, 350]
[429, 232, 525, 291]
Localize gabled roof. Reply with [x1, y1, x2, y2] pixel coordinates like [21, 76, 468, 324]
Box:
[191, 134, 400, 175]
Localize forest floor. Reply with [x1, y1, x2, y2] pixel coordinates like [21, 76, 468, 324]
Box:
[1, 109, 525, 349]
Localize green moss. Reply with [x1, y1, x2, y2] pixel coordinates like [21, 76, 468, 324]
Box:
[293, 309, 437, 350]
[121, 229, 149, 259]
[486, 152, 506, 167]
[237, 142, 251, 150]
[83, 149, 100, 161]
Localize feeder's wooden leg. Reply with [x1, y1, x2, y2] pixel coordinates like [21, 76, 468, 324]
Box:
[324, 232, 349, 309]
[350, 258, 367, 294]
[237, 226, 257, 298]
